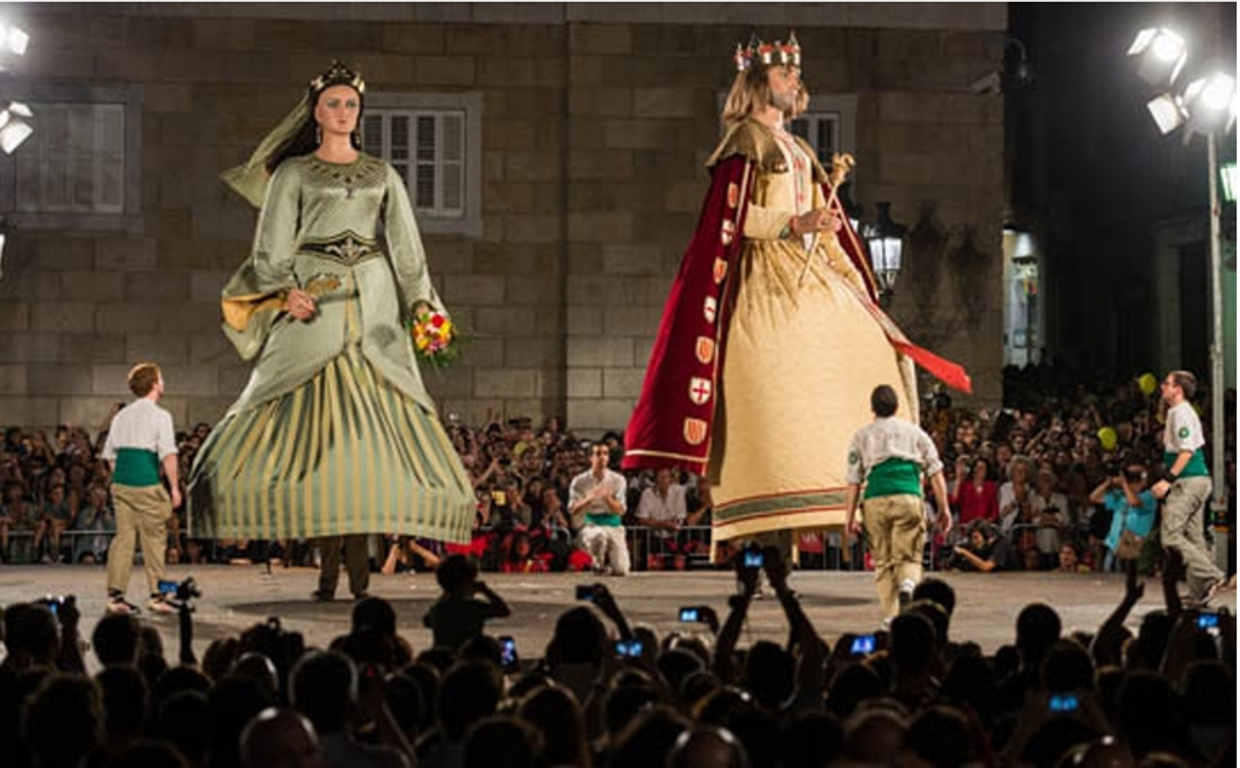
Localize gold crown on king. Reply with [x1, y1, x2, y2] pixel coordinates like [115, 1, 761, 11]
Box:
[734, 32, 801, 72]
[310, 60, 366, 94]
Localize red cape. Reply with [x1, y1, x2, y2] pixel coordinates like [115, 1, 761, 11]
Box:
[622, 158, 971, 474]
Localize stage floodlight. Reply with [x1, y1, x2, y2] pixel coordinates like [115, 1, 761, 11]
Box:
[1182, 73, 1238, 135]
[0, 22, 29, 56]
[0, 101, 33, 154]
[1146, 93, 1187, 135]
[1198, 73, 1236, 112]
[1128, 27, 1188, 87]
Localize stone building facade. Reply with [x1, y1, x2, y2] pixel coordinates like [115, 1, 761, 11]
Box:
[0, 3, 1005, 435]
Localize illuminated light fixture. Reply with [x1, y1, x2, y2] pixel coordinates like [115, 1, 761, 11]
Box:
[1222, 162, 1237, 203]
[1183, 72, 1238, 135]
[0, 22, 29, 56]
[864, 202, 906, 303]
[0, 101, 33, 154]
[0, 220, 10, 280]
[1146, 92, 1188, 134]
[1128, 27, 1188, 87]
[1198, 73, 1237, 111]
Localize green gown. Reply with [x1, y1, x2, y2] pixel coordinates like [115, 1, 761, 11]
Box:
[187, 152, 474, 543]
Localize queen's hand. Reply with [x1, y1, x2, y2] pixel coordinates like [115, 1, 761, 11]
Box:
[284, 287, 317, 321]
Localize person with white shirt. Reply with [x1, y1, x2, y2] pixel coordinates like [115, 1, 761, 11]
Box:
[844, 385, 952, 620]
[1150, 370, 1233, 604]
[636, 467, 688, 567]
[101, 362, 179, 615]
[569, 444, 630, 576]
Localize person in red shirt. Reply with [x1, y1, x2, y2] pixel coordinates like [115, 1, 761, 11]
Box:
[951, 456, 999, 528]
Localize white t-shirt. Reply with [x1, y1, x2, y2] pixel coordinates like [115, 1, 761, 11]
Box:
[102, 398, 177, 460]
[1163, 401, 1205, 453]
[637, 484, 687, 525]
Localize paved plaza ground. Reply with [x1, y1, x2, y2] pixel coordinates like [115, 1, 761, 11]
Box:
[3, 565, 1232, 667]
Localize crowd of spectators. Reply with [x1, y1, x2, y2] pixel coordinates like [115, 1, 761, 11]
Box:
[0, 368, 1234, 579]
[927, 366, 1236, 577]
[0, 545, 1233, 767]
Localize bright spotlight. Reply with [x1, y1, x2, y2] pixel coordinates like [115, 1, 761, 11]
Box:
[1198, 73, 1236, 112]
[1181, 73, 1238, 135]
[1129, 27, 1188, 87]
[1152, 34, 1184, 63]
[0, 22, 29, 56]
[1146, 93, 1186, 135]
[0, 101, 33, 154]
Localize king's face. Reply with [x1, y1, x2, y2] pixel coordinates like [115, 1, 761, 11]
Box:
[766, 65, 802, 112]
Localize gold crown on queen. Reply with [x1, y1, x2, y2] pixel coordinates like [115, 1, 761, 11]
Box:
[734, 32, 801, 72]
[310, 60, 366, 94]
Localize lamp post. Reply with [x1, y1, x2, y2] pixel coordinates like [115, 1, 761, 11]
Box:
[1131, 27, 1235, 568]
[1206, 127, 1228, 559]
[865, 202, 906, 308]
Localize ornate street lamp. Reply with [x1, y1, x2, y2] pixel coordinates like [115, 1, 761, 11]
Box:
[865, 202, 906, 306]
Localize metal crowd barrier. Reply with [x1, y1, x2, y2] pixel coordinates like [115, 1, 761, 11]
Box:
[2, 529, 115, 564]
[622, 525, 874, 572]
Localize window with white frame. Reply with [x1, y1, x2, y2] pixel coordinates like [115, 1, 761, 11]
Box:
[790, 113, 840, 166]
[789, 94, 857, 164]
[0, 83, 143, 231]
[359, 92, 482, 237]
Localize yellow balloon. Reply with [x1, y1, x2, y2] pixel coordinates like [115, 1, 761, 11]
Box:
[1138, 373, 1157, 396]
[1097, 426, 1118, 452]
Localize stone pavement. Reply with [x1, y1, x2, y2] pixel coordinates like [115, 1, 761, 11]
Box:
[3, 564, 1232, 669]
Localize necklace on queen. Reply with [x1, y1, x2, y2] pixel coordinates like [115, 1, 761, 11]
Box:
[308, 153, 376, 200]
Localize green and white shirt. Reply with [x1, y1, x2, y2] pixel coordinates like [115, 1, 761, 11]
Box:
[102, 399, 177, 487]
[1163, 401, 1208, 478]
[569, 468, 627, 527]
[846, 417, 943, 500]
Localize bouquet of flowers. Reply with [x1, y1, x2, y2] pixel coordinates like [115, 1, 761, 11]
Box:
[410, 309, 461, 368]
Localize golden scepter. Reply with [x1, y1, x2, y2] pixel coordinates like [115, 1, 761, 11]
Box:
[798, 151, 855, 286]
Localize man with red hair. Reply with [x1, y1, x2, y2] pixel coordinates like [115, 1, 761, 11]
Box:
[102, 362, 179, 615]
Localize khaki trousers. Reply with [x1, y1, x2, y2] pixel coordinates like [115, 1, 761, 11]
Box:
[317, 535, 371, 598]
[580, 525, 631, 575]
[862, 493, 926, 618]
[1161, 476, 1223, 598]
[108, 484, 170, 598]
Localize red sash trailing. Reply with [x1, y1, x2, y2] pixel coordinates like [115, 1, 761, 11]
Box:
[824, 184, 974, 398]
[622, 159, 971, 475]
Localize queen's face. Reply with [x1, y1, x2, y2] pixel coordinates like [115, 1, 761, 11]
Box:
[315, 84, 361, 139]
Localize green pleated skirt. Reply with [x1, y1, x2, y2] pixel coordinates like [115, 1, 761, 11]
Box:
[188, 345, 473, 543]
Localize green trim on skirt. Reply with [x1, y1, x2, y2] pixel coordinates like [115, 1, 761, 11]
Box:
[188, 345, 473, 543]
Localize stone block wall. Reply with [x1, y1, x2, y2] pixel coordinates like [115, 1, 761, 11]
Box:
[0, 3, 1005, 436]
[563, 22, 1007, 430]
